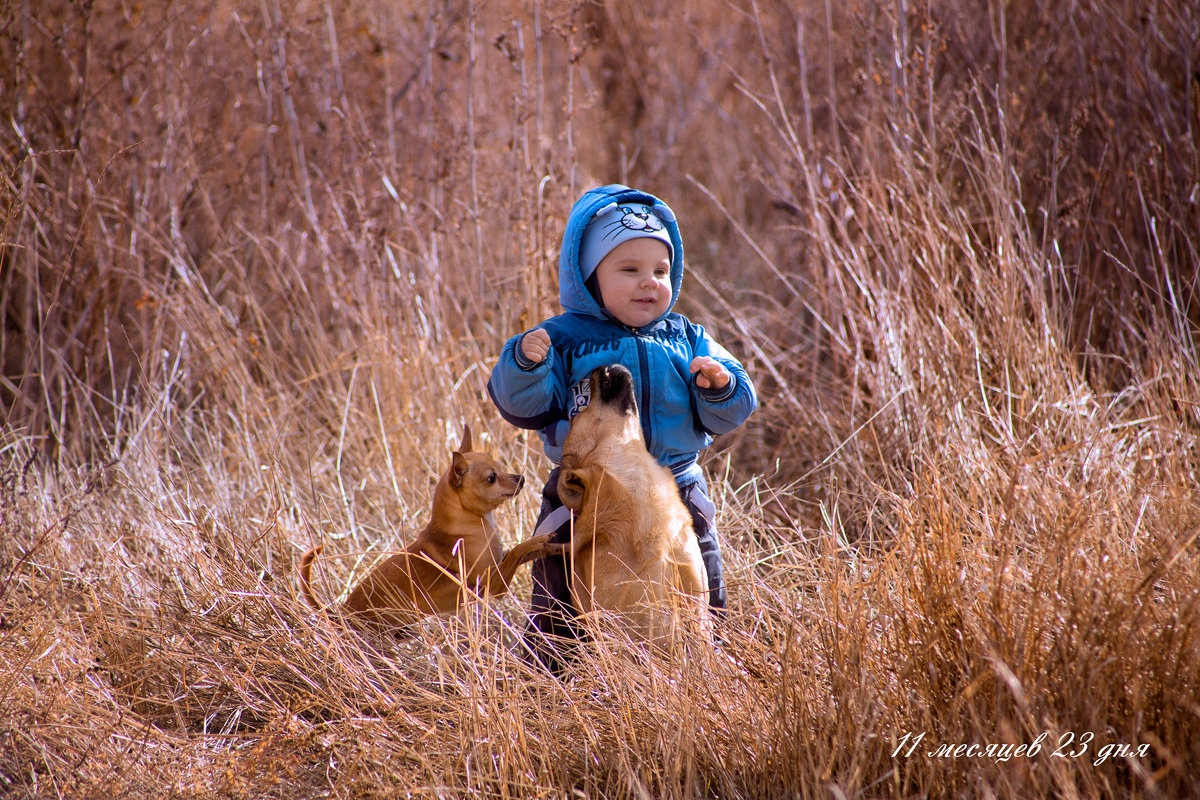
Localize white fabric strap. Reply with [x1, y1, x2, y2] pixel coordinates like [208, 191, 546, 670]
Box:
[533, 505, 573, 537]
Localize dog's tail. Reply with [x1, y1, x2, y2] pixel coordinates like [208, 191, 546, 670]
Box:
[298, 545, 324, 610]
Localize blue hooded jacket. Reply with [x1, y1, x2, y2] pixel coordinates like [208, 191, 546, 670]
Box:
[487, 184, 757, 486]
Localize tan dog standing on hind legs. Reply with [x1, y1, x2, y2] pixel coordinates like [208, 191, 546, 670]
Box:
[558, 365, 713, 647]
[299, 425, 564, 634]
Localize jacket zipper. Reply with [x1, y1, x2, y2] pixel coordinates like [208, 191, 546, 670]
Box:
[634, 334, 653, 449]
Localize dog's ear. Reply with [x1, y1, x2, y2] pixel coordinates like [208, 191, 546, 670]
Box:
[450, 451, 470, 488]
[559, 468, 586, 509]
[458, 424, 473, 453]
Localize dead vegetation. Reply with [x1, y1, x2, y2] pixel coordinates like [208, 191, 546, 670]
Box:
[2, 0, 1198, 797]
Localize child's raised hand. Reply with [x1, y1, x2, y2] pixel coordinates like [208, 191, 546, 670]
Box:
[520, 328, 552, 364]
[690, 356, 731, 390]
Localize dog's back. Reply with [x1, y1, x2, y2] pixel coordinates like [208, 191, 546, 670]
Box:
[559, 365, 711, 645]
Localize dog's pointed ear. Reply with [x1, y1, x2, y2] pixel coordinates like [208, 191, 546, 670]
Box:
[558, 468, 586, 509]
[450, 452, 470, 488]
[458, 424, 473, 453]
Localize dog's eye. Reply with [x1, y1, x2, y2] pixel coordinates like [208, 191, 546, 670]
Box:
[487, 472, 496, 484]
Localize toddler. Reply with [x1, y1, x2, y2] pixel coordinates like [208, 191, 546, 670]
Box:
[487, 184, 757, 669]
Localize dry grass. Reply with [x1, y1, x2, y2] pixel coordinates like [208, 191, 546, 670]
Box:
[3, 0, 1198, 797]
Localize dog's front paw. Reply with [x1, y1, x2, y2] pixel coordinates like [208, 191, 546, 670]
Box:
[535, 542, 571, 561]
[534, 541, 569, 559]
[514, 533, 567, 563]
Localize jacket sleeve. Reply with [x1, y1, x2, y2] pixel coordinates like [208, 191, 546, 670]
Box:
[487, 328, 567, 431]
[687, 324, 758, 436]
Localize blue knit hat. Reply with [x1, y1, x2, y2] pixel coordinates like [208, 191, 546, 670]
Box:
[578, 203, 675, 281]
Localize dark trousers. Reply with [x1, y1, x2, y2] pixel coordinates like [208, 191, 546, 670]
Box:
[523, 467, 725, 673]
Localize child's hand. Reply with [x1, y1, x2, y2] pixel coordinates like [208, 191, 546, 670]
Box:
[520, 328, 552, 364]
[690, 356, 731, 390]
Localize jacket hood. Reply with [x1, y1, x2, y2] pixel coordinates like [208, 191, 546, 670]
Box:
[559, 184, 685, 325]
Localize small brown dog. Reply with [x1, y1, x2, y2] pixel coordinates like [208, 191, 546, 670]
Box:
[299, 425, 561, 632]
[557, 365, 712, 646]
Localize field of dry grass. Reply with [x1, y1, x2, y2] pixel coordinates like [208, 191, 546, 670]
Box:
[3, 0, 1199, 797]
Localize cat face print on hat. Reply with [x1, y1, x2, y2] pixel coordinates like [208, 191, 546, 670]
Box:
[579, 203, 675, 281]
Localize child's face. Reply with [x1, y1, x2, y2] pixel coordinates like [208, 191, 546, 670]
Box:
[593, 238, 672, 328]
